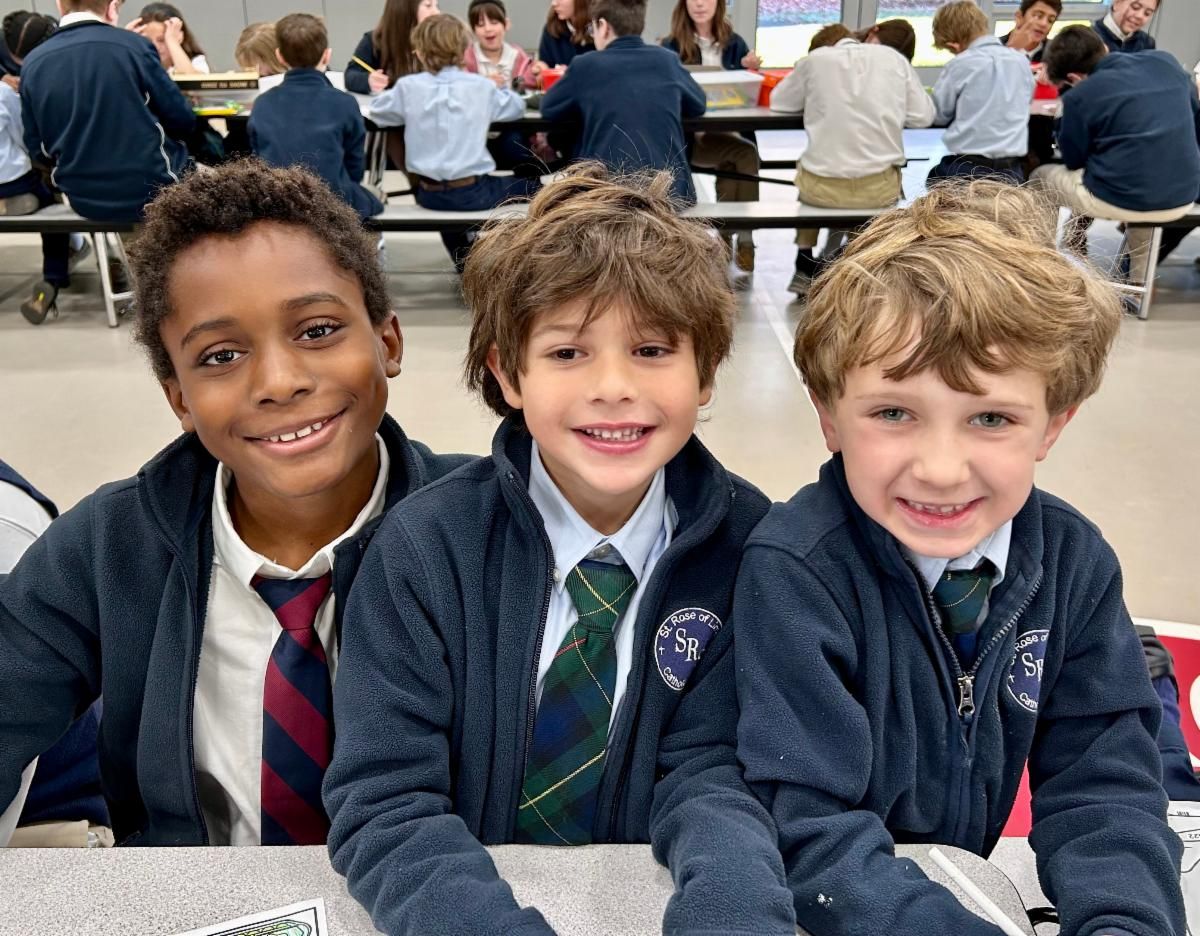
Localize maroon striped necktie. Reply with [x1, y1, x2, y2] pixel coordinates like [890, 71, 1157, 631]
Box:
[252, 572, 334, 846]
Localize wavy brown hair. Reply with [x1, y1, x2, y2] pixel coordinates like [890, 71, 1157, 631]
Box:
[666, 0, 733, 63]
[138, 3, 205, 59]
[544, 0, 591, 44]
[374, 0, 423, 79]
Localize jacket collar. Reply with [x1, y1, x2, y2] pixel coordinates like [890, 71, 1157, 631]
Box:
[282, 67, 333, 87]
[606, 35, 646, 51]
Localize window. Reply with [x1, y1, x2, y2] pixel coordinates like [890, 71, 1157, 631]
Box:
[874, 0, 954, 68]
[755, 0, 846, 69]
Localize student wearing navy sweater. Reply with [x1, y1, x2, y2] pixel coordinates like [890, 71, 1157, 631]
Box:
[324, 166, 796, 936]
[1093, 0, 1157, 53]
[734, 181, 1184, 936]
[0, 162, 468, 848]
[535, 0, 593, 69]
[1032, 26, 1200, 287]
[17, 0, 193, 224]
[249, 14, 382, 222]
[540, 0, 706, 205]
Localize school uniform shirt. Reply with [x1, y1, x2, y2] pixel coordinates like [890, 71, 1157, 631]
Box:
[366, 66, 524, 180]
[661, 32, 751, 71]
[932, 35, 1034, 159]
[1093, 13, 1156, 53]
[464, 42, 535, 90]
[905, 521, 1011, 629]
[537, 23, 593, 68]
[193, 437, 388, 846]
[344, 31, 381, 95]
[770, 38, 934, 178]
[248, 67, 382, 220]
[0, 83, 31, 187]
[734, 454, 1184, 936]
[325, 416, 797, 936]
[540, 36, 706, 204]
[528, 440, 673, 729]
[18, 15, 194, 223]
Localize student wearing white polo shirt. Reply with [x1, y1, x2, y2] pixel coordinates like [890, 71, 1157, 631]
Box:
[769, 32, 934, 295]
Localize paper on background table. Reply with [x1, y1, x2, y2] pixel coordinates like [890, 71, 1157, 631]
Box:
[174, 898, 327, 936]
[1170, 802, 1200, 935]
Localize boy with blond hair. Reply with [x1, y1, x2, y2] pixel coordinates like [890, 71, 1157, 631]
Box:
[734, 180, 1184, 935]
[324, 165, 797, 935]
[929, 1, 1034, 183]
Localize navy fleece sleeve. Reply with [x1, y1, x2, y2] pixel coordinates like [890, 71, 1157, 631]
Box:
[650, 623, 797, 936]
[138, 42, 195, 138]
[324, 521, 556, 936]
[678, 63, 707, 118]
[1055, 91, 1090, 171]
[0, 499, 103, 818]
[344, 33, 378, 95]
[537, 66, 579, 121]
[343, 100, 367, 185]
[1027, 543, 1184, 936]
[734, 544, 1005, 936]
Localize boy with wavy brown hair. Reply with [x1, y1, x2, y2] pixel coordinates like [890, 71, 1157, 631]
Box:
[735, 180, 1184, 936]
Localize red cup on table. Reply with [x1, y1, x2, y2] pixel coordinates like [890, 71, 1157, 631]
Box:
[540, 66, 566, 91]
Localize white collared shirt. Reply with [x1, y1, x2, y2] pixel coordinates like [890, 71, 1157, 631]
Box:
[528, 440, 675, 733]
[770, 38, 936, 179]
[1103, 12, 1130, 40]
[905, 520, 1013, 627]
[193, 435, 389, 846]
[59, 12, 107, 27]
[696, 36, 723, 68]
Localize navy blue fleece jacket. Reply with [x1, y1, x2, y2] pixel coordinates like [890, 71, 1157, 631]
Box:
[324, 417, 796, 936]
[539, 36, 706, 204]
[734, 455, 1184, 936]
[0, 417, 468, 846]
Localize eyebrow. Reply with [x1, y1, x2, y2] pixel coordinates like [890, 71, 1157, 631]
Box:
[852, 394, 1037, 411]
[178, 294, 350, 349]
[180, 317, 238, 349]
[530, 323, 584, 341]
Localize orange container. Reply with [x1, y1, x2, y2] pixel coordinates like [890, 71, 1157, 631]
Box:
[756, 69, 790, 107]
[540, 66, 566, 91]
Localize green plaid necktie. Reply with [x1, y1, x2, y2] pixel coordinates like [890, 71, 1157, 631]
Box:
[515, 558, 636, 845]
[933, 562, 994, 667]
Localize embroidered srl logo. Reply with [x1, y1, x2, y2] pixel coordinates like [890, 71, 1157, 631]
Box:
[655, 607, 722, 691]
[1007, 628, 1050, 713]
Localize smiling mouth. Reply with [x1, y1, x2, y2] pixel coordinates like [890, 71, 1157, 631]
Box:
[577, 426, 649, 442]
[899, 498, 979, 519]
[250, 410, 344, 444]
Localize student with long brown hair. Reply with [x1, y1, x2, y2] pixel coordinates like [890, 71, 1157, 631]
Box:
[661, 0, 761, 273]
[345, 0, 440, 94]
[126, 2, 208, 75]
[534, 0, 592, 70]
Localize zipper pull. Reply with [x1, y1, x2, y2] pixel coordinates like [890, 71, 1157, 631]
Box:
[957, 674, 976, 718]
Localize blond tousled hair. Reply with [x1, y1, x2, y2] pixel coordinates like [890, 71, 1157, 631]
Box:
[794, 180, 1122, 416]
[412, 13, 471, 72]
[236, 22, 281, 75]
[463, 164, 736, 418]
[932, 0, 989, 50]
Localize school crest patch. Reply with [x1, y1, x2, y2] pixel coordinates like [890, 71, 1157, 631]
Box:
[655, 607, 722, 691]
[1007, 628, 1050, 714]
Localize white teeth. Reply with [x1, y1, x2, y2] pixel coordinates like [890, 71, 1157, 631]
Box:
[905, 500, 969, 515]
[581, 427, 646, 442]
[265, 419, 325, 443]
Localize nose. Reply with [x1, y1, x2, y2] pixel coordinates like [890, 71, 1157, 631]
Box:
[250, 343, 316, 407]
[909, 428, 971, 490]
[589, 350, 637, 405]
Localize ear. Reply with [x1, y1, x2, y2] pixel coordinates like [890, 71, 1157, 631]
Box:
[376, 311, 404, 378]
[275, 48, 289, 69]
[320, 47, 333, 68]
[486, 345, 523, 411]
[161, 377, 196, 434]
[1035, 405, 1077, 462]
[809, 390, 842, 454]
[504, 17, 512, 29]
[106, 0, 121, 25]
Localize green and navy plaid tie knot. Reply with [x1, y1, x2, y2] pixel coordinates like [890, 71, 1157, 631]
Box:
[933, 562, 995, 667]
[516, 558, 636, 845]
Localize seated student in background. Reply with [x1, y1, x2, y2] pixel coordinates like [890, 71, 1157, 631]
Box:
[540, 0, 705, 205]
[770, 19, 933, 295]
[250, 14, 382, 223]
[857, 18, 918, 62]
[534, 0, 593, 72]
[0, 161, 469, 848]
[0, 12, 90, 326]
[235, 21, 282, 76]
[325, 164, 797, 936]
[1003, 0, 1060, 64]
[1094, 0, 1157, 53]
[368, 14, 535, 271]
[929, 1, 1034, 184]
[661, 0, 762, 274]
[345, 0, 439, 94]
[1139, 625, 1200, 801]
[125, 2, 208, 74]
[735, 179, 1185, 936]
[1033, 26, 1199, 287]
[464, 0, 535, 89]
[18, 0, 194, 228]
[0, 459, 109, 849]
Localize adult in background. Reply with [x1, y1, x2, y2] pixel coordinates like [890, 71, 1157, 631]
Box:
[1094, 0, 1157, 53]
[1032, 25, 1199, 294]
[1004, 0, 1060, 63]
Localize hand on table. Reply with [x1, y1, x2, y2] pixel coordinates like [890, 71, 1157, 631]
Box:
[741, 49, 762, 70]
[368, 70, 391, 94]
[530, 59, 549, 78]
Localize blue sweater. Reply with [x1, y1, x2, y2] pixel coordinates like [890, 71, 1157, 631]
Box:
[537, 26, 593, 68]
[0, 417, 469, 846]
[18, 20, 194, 223]
[249, 68, 382, 221]
[734, 455, 1184, 936]
[1092, 17, 1156, 53]
[324, 417, 797, 936]
[1056, 51, 1200, 212]
[540, 36, 706, 204]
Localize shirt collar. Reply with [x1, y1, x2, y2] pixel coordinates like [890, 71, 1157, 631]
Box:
[1103, 12, 1130, 39]
[969, 34, 1003, 51]
[211, 434, 390, 583]
[527, 438, 673, 591]
[60, 12, 107, 27]
[904, 520, 1012, 595]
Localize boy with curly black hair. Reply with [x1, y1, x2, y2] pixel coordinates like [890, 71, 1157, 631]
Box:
[0, 159, 470, 847]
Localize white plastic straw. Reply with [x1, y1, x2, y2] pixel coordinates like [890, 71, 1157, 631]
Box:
[927, 846, 1027, 936]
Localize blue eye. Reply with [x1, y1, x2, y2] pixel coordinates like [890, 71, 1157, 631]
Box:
[971, 412, 1010, 429]
[875, 408, 909, 422]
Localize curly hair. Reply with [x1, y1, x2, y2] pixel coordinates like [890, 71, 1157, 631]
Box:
[462, 163, 735, 418]
[129, 161, 390, 382]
